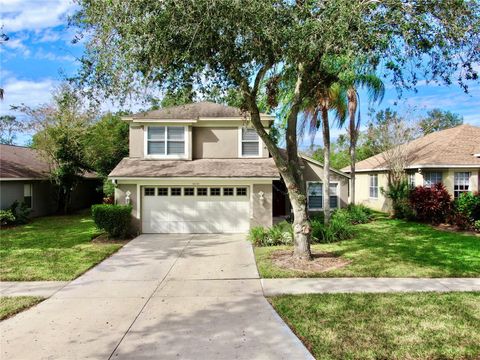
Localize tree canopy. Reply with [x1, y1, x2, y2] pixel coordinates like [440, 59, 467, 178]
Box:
[419, 109, 464, 135]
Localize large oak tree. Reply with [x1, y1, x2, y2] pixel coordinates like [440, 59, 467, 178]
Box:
[73, 0, 479, 259]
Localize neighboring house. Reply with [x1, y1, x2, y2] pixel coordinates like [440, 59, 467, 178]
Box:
[0, 144, 101, 217]
[342, 124, 480, 211]
[109, 101, 349, 234]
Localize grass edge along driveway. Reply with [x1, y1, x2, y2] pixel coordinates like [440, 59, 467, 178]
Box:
[255, 216, 480, 278]
[269, 292, 480, 360]
[0, 296, 44, 321]
[0, 214, 124, 281]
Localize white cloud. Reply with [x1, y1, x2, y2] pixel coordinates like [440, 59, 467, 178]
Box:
[0, 0, 77, 33]
[0, 74, 58, 113]
[1, 34, 30, 56]
[34, 48, 75, 62]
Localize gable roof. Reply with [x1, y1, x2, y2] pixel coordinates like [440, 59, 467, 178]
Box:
[0, 144, 51, 179]
[342, 124, 480, 173]
[125, 101, 273, 121]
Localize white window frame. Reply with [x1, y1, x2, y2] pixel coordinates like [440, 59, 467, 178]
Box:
[369, 174, 378, 199]
[238, 127, 262, 158]
[307, 181, 323, 211]
[23, 183, 33, 209]
[144, 125, 188, 159]
[454, 172, 470, 199]
[328, 182, 340, 209]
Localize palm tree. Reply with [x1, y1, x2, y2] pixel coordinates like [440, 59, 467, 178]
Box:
[305, 82, 347, 224]
[346, 74, 384, 204]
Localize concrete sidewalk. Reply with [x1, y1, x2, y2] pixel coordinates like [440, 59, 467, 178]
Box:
[0, 281, 68, 298]
[262, 277, 480, 296]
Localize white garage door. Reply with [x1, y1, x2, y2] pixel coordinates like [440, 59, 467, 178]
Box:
[142, 186, 250, 233]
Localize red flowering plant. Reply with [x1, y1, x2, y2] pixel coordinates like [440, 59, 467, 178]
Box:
[409, 183, 453, 224]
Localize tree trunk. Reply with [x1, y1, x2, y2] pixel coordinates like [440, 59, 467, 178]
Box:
[238, 66, 312, 260]
[321, 106, 331, 224]
[347, 87, 358, 205]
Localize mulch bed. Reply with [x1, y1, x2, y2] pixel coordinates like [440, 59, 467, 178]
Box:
[434, 223, 480, 237]
[91, 233, 132, 244]
[270, 250, 351, 273]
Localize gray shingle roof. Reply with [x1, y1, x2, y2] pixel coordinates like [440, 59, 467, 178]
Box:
[109, 157, 279, 178]
[342, 124, 480, 172]
[129, 101, 271, 120]
[0, 144, 50, 179]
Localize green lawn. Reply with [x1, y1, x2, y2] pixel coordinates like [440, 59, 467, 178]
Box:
[270, 292, 480, 360]
[0, 214, 124, 281]
[255, 216, 480, 278]
[0, 296, 44, 320]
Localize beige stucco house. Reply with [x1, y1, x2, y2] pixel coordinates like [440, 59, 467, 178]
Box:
[109, 102, 349, 233]
[342, 124, 480, 212]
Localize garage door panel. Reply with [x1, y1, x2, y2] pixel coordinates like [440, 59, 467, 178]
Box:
[142, 187, 250, 234]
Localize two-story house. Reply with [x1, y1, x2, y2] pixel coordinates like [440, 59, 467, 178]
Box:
[109, 102, 349, 233]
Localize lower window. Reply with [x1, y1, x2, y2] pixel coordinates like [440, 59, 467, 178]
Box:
[23, 184, 33, 208]
[308, 182, 323, 210]
[197, 188, 208, 196]
[454, 172, 470, 199]
[329, 183, 338, 209]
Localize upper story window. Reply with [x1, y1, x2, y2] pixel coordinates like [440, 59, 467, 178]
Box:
[369, 174, 378, 198]
[240, 128, 260, 157]
[454, 172, 470, 199]
[307, 182, 323, 210]
[146, 126, 186, 157]
[424, 171, 443, 188]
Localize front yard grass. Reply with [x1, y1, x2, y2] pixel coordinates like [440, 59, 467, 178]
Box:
[269, 292, 480, 360]
[0, 214, 124, 281]
[255, 216, 480, 278]
[0, 296, 44, 320]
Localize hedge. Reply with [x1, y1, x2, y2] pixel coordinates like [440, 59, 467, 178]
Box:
[91, 204, 132, 239]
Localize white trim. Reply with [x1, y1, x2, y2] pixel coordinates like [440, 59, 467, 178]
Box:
[368, 174, 379, 199]
[143, 125, 189, 160]
[238, 126, 262, 158]
[306, 180, 324, 211]
[351, 164, 480, 173]
[136, 184, 141, 218]
[111, 177, 279, 182]
[474, 153, 480, 158]
[328, 181, 340, 209]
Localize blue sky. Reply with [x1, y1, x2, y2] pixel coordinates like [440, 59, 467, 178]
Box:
[1, 0, 479, 146]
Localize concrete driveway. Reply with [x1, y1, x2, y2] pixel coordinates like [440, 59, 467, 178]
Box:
[0, 234, 313, 360]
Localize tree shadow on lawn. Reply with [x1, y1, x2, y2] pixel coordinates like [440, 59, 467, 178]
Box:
[330, 217, 480, 277]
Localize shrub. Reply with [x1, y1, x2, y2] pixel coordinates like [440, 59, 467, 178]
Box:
[409, 183, 452, 224]
[382, 180, 413, 219]
[248, 221, 293, 246]
[455, 192, 480, 221]
[91, 204, 132, 239]
[474, 220, 480, 232]
[9, 201, 31, 225]
[0, 209, 16, 226]
[345, 204, 374, 224]
[311, 209, 356, 243]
